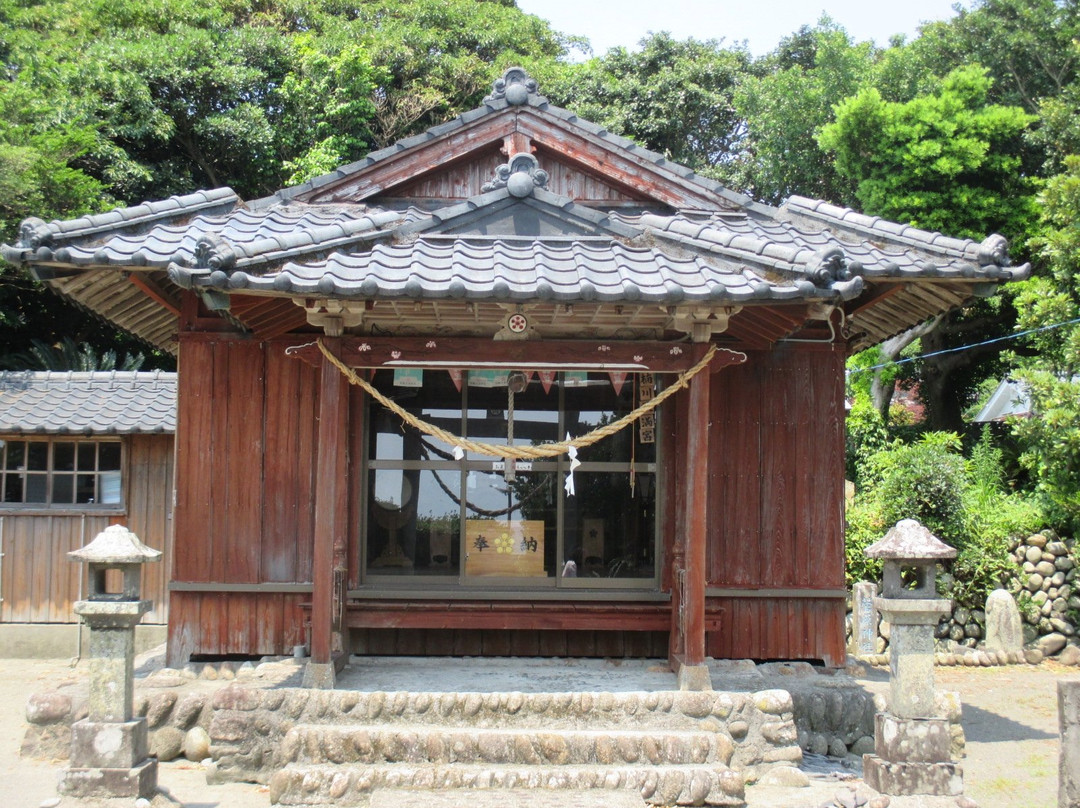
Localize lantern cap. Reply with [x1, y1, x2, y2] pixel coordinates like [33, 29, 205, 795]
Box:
[68, 524, 162, 564]
[865, 519, 957, 560]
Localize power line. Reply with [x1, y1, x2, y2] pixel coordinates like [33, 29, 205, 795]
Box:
[850, 316, 1080, 374]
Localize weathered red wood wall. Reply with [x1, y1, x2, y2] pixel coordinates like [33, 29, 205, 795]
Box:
[705, 344, 847, 665]
[0, 433, 174, 624]
[167, 334, 846, 665]
[168, 334, 320, 663]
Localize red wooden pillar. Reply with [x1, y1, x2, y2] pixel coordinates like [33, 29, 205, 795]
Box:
[670, 343, 712, 690]
[304, 339, 349, 688]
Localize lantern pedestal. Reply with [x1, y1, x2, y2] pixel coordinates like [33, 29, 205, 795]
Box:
[861, 520, 963, 797]
[59, 525, 161, 800]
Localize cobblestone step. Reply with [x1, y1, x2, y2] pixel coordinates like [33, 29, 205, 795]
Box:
[279, 724, 736, 767]
[267, 762, 746, 806]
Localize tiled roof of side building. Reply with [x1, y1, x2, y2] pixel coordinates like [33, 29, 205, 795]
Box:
[0, 371, 177, 435]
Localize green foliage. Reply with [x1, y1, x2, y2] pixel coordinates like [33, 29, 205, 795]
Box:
[866, 432, 968, 543]
[844, 497, 885, 587]
[0, 0, 571, 359]
[1010, 155, 1080, 531]
[819, 65, 1039, 242]
[845, 398, 889, 488]
[848, 428, 1045, 609]
[2, 337, 144, 371]
[732, 19, 875, 204]
[546, 33, 752, 178]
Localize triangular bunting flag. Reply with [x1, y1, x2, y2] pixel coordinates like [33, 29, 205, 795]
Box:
[608, 371, 628, 396]
[539, 370, 557, 394]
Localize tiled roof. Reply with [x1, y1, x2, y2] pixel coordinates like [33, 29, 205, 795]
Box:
[0, 371, 176, 435]
[0, 67, 1031, 351]
[187, 236, 861, 304]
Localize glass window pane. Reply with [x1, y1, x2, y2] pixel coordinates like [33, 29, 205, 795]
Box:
[54, 442, 75, 472]
[26, 443, 48, 471]
[100, 472, 122, 504]
[3, 474, 23, 502]
[463, 470, 558, 578]
[24, 473, 47, 502]
[77, 443, 97, 470]
[563, 373, 654, 464]
[75, 474, 97, 503]
[368, 369, 463, 461]
[466, 373, 558, 460]
[367, 469, 461, 576]
[563, 472, 656, 579]
[54, 474, 74, 503]
[5, 441, 25, 470]
[99, 443, 121, 471]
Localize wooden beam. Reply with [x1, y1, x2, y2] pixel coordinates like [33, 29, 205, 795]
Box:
[287, 336, 746, 374]
[306, 338, 350, 686]
[128, 273, 181, 317]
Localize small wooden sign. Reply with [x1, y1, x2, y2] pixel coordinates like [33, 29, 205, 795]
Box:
[465, 519, 545, 577]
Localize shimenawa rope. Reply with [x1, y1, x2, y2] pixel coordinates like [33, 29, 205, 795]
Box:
[316, 339, 717, 460]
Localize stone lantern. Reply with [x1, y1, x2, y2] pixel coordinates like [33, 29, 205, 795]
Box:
[862, 519, 962, 796]
[60, 524, 161, 799]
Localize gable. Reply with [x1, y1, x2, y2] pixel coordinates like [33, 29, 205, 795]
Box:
[259, 68, 751, 213]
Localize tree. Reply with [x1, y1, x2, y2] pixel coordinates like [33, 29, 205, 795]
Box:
[732, 20, 877, 204]
[0, 0, 573, 363]
[545, 33, 752, 180]
[1011, 155, 1080, 530]
[819, 65, 1037, 240]
[820, 66, 1039, 430]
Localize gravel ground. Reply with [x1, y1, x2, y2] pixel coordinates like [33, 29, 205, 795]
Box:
[0, 655, 1074, 808]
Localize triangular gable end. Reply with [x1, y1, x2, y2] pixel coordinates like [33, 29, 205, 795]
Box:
[261, 68, 752, 214]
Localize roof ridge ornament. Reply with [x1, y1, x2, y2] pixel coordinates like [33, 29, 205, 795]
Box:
[485, 66, 539, 106]
[194, 233, 237, 270]
[482, 153, 550, 197]
[978, 233, 1010, 267]
[806, 245, 856, 287]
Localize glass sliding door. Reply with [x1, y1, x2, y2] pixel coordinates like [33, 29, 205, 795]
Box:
[362, 367, 659, 590]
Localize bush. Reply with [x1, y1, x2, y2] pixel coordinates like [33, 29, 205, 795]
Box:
[866, 432, 968, 544]
[847, 428, 1046, 611]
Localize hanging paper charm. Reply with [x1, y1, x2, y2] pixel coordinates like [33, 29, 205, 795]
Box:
[564, 433, 581, 497]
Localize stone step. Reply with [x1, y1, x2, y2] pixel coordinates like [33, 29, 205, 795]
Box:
[369, 786, 648, 808]
[279, 724, 736, 768]
[268, 762, 746, 806]
[243, 687, 752, 730]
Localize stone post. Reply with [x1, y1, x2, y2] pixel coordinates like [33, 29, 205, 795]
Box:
[861, 519, 963, 797]
[1061, 680, 1080, 808]
[849, 581, 880, 656]
[59, 525, 161, 799]
[985, 589, 1023, 655]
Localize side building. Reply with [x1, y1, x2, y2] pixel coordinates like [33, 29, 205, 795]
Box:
[0, 371, 175, 657]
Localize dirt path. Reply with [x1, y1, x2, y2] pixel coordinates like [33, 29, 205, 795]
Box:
[0, 657, 1074, 808]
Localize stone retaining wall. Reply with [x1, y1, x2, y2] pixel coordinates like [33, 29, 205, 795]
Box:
[847, 529, 1080, 667]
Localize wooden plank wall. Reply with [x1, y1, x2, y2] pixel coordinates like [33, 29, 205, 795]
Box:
[705, 344, 847, 664]
[0, 433, 174, 624]
[169, 335, 319, 662]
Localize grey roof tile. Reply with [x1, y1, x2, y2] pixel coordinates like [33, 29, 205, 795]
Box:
[197, 237, 855, 305]
[16, 189, 238, 250]
[0, 371, 176, 435]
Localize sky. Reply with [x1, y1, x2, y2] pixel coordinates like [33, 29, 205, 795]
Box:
[515, 0, 964, 57]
